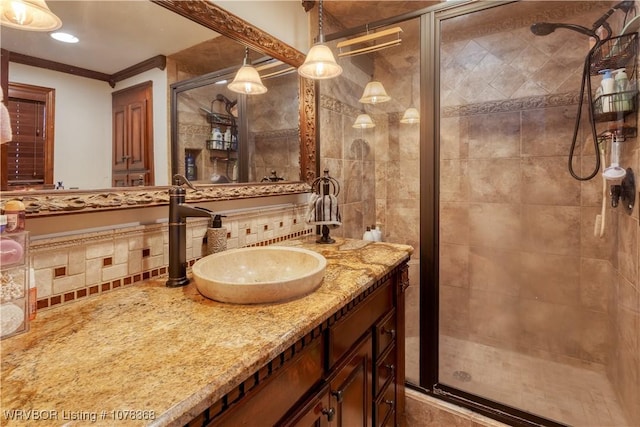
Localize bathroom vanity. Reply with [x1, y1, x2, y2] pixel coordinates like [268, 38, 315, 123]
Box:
[0, 238, 412, 427]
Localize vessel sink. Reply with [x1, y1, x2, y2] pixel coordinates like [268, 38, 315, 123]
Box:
[192, 246, 327, 304]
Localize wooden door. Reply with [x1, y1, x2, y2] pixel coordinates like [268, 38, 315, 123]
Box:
[111, 81, 153, 186]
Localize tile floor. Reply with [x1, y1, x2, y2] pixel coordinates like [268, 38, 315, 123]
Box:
[406, 336, 629, 427]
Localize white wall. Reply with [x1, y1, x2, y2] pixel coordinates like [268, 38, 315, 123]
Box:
[9, 63, 112, 189]
[9, 64, 170, 189]
[214, 1, 310, 52]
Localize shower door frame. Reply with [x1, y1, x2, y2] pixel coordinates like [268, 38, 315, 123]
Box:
[419, 2, 569, 426]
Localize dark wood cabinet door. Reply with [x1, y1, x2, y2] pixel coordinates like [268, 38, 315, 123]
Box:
[331, 332, 373, 427]
[111, 81, 153, 186]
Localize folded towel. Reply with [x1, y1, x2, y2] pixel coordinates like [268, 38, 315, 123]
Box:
[1, 87, 12, 144]
[306, 193, 341, 228]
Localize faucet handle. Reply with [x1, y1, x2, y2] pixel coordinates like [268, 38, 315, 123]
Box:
[172, 174, 197, 190]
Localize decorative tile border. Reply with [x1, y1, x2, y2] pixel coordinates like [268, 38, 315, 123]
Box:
[442, 91, 581, 118]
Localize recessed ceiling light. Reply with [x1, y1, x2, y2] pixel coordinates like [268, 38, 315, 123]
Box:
[50, 32, 79, 43]
[215, 79, 228, 85]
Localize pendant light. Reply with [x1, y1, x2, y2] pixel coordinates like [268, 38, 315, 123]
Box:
[359, 80, 391, 104]
[400, 74, 420, 124]
[298, 0, 342, 80]
[228, 47, 267, 95]
[353, 113, 375, 129]
[0, 0, 61, 31]
[400, 65, 420, 124]
[400, 107, 420, 124]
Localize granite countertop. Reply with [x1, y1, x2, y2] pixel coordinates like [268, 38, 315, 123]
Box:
[1, 237, 412, 427]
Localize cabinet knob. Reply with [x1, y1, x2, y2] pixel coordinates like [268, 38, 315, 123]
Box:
[384, 399, 394, 407]
[384, 364, 396, 375]
[331, 389, 344, 403]
[321, 407, 335, 422]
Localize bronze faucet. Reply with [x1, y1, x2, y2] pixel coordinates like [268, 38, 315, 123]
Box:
[166, 174, 215, 287]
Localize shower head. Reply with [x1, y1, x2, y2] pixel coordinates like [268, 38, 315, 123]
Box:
[530, 22, 597, 38]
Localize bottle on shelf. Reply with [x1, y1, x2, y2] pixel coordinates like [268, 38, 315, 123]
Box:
[224, 128, 232, 150]
[599, 69, 615, 113]
[185, 152, 197, 181]
[613, 68, 632, 112]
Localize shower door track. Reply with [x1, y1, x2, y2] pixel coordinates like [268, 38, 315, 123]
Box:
[406, 382, 569, 427]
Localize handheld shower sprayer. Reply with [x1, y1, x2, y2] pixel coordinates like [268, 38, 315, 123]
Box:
[529, 22, 597, 38]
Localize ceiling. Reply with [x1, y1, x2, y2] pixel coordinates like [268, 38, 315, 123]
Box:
[0, 1, 219, 75]
[323, 0, 437, 31]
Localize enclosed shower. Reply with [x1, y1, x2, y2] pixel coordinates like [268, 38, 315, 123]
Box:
[319, 1, 640, 426]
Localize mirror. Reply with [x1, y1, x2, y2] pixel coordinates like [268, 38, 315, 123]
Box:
[0, 0, 316, 214]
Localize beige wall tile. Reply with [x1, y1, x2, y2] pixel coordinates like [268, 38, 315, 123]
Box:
[34, 268, 52, 298]
[440, 285, 470, 336]
[468, 246, 520, 297]
[440, 202, 469, 245]
[521, 107, 578, 157]
[617, 212, 638, 285]
[580, 206, 617, 261]
[580, 259, 612, 313]
[521, 205, 580, 256]
[440, 116, 469, 160]
[102, 264, 128, 283]
[441, 159, 469, 203]
[440, 243, 469, 289]
[469, 203, 521, 250]
[53, 274, 86, 295]
[32, 251, 68, 269]
[468, 158, 521, 203]
[68, 247, 85, 276]
[85, 241, 114, 259]
[467, 112, 520, 159]
[520, 252, 580, 305]
[522, 156, 581, 205]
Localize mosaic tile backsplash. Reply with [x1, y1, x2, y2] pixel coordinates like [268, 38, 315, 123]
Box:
[30, 204, 312, 311]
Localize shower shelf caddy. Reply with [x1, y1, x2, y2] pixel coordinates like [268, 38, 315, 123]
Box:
[590, 32, 638, 126]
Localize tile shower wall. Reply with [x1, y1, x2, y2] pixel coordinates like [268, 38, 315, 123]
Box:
[439, 2, 639, 423]
[31, 204, 311, 311]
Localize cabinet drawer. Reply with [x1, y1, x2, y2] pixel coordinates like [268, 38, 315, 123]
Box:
[375, 308, 396, 358]
[374, 381, 395, 427]
[375, 345, 396, 396]
[328, 279, 392, 368]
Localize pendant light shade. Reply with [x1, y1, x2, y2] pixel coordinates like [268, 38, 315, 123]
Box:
[298, 0, 342, 80]
[353, 113, 375, 129]
[1, 0, 61, 31]
[298, 44, 343, 80]
[359, 81, 391, 104]
[228, 48, 267, 95]
[400, 107, 420, 124]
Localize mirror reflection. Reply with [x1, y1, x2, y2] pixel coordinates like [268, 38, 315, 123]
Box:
[1, 0, 305, 191]
[173, 56, 299, 184]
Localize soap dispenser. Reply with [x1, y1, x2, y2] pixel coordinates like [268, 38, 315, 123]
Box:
[599, 69, 615, 113]
[207, 215, 227, 255]
[362, 226, 375, 241]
